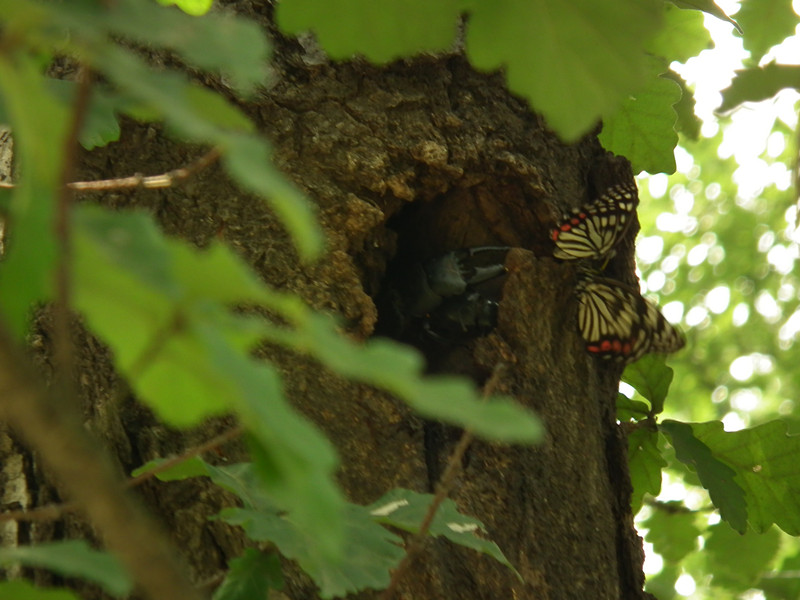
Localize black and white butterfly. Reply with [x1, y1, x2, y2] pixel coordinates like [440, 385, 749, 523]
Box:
[552, 182, 639, 260]
[576, 273, 685, 365]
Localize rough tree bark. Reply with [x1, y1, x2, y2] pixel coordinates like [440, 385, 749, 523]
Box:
[0, 3, 653, 599]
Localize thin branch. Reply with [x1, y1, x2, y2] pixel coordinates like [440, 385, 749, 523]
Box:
[619, 417, 657, 437]
[70, 147, 222, 191]
[0, 147, 222, 192]
[0, 502, 78, 524]
[0, 322, 205, 600]
[125, 425, 244, 489]
[126, 310, 186, 382]
[380, 363, 508, 600]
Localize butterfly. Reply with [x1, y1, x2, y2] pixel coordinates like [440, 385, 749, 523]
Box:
[576, 273, 685, 365]
[552, 182, 639, 260]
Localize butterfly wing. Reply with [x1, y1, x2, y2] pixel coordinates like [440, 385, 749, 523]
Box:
[553, 182, 639, 260]
[577, 275, 684, 364]
[642, 297, 686, 355]
[577, 277, 649, 363]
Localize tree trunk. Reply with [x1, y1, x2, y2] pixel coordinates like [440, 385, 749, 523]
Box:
[1, 4, 651, 599]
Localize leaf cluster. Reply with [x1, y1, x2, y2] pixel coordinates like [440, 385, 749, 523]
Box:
[624, 354, 800, 598]
[2, 0, 800, 599]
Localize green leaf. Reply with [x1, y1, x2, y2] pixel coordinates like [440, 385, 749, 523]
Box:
[276, 0, 462, 63]
[736, 0, 799, 65]
[0, 541, 132, 597]
[202, 336, 345, 562]
[466, 0, 663, 141]
[0, 582, 80, 600]
[661, 420, 748, 533]
[405, 377, 545, 442]
[286, 317, 543, 442]
[57, 0, 269, 94]
[221, 503, 405, 599]
[616, 394, 651, 422]
[704, 523, 781, 589]
[92, 47, 322, 261]
[368, 488, 521, 580]
[72, 206, 345, 560]
[759, 551, 800, 598]
[212, 549, 284, 600]
[599, 66, 680, 175]
[205, 462, 277, 511]
[646, 2, 712, 63]
[628, 428, 665, 513]
[142, 455, 345, 580]
[670, 0, 742, 33]
[690, 420, 800, 535]
[642, 503, 701, 563]
[719, 62, 800, 113]
[130, 455, 209, 480]
[166, 236, 278, 304]
[45, 80, 121, 150]
[72, 206, 286, 426]
[75, 205, 177, 294]
[0, 56, 65, 337]
[156, 0, 214, 17]
[77, 93, 122, 150]
[73, 210, 229, 425]
[622, 354, 676, 416]
[663, 70, 702, 141]
[94, 46, 253, 139]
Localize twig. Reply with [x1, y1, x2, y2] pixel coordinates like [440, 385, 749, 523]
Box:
[125, 310, 185, 382]
[125, 425, 244, 489]
[0, 502, 78, 524]
[0, 147, 222, 192]
[0, 425, 245, 524]
[380, 363, 508, 600]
